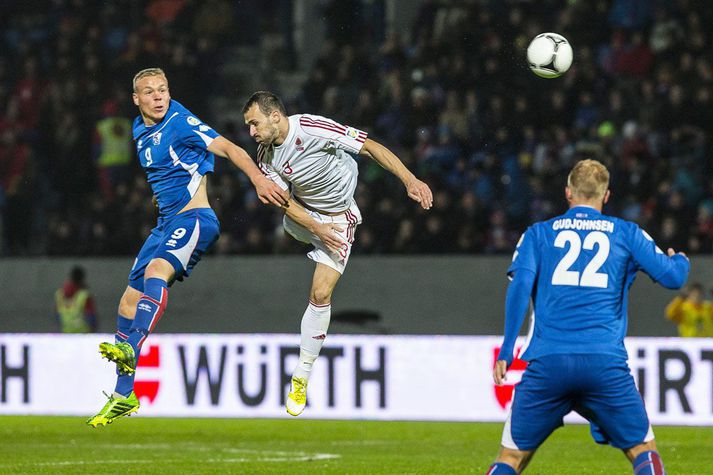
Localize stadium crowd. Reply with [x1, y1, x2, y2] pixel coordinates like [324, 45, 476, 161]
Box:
[1, 0, 711, 256]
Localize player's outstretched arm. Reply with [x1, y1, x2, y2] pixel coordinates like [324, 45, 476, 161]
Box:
[358, 138, 433, 210]
[207, 136, 289, 207]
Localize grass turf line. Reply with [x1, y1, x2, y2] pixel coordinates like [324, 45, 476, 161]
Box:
[0, 417, 711, 474]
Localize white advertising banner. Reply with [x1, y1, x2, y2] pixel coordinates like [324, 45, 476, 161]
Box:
[0, 334, 711, 425]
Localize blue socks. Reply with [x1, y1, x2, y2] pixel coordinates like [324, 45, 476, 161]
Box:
[484, 451, 662, 475]
[114, 315, 135, 396]
[115, 315, 132, 345]
[633, 451, 665, 475]
[113, 279, 168, 398]
[126, 278, 168, 356]
[486, 463, 517, 474]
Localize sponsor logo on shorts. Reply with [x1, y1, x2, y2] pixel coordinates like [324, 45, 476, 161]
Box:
[312, 334, 327, 340]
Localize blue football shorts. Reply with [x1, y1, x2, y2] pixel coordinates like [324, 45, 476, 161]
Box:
[128, 208, 220, 292]
[502, 353, 653, 451]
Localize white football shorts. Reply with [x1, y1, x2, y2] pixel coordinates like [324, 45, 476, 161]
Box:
[283, 199, 362, 274]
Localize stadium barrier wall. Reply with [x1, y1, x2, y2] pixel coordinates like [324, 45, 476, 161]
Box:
[1, 334, 711, 425]
[0, 255, 704, 336]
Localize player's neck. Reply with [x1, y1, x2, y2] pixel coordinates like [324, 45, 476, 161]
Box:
[569, 201, 602, 212]
[274, 119, 290, 146]
[142, 113, 159, 127]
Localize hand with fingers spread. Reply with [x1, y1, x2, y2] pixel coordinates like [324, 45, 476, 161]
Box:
[406, 178, 433, 210]
[253, 175, 289, 207]
[313, 222, 346, 253]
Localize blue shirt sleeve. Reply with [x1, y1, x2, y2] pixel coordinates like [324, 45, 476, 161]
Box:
[497, 268, 536, 366]
[507, 227, 538, 277]
[177, 114, 221, 151]
[628, 224, 690, 289]
[499, 227, 538, 366]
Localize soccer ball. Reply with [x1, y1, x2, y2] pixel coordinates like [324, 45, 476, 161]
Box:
[527, 33, 573, 78]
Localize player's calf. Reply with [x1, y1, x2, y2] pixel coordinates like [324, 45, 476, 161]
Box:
[632, 451, 665, 475]
[126, 278, 168, 356]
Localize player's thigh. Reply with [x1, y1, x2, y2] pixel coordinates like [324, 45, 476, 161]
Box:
[506, 356, 576, 450]
[154, 209, 220, 282]
[128, 224, 165, 293]
[577, 356, 652, 450]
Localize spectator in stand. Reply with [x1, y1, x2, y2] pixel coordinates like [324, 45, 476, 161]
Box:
[1, 1, 713, 257]
[94, 100, 133, 203]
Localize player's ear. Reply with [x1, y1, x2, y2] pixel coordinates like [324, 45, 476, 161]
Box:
[132, 93, 139, 106]
[603, 189, 611, 204]
[270, 110, 281, 124]
[565, 186, 573, 202]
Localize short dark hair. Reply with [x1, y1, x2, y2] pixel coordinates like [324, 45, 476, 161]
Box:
[242, 91, 287, 116]
[70, 266, 85, 285]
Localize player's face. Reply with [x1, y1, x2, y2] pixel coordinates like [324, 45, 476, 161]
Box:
[244, 103, 280, 145]
[133, 75, 171, 125]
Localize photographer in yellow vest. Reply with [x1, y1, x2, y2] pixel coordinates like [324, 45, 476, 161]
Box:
[665, 282, 713, 337]
[55, 266, 98, 333]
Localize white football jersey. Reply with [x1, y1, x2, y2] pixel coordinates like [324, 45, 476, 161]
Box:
[255, 114, 367, 213]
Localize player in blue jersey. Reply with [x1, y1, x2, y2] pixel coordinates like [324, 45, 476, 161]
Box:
[87, 68, 288, 427]
[485, 160, 689, 475]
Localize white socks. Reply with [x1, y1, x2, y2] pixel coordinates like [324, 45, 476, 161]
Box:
[293, 301, 331, 381]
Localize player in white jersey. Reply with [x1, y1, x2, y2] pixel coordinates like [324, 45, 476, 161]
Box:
[243, 91, 433, 416]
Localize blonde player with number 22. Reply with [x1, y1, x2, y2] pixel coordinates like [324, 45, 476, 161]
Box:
[243, 91, 433, 416]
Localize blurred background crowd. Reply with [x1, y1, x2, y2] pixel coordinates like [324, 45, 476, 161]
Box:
[1, 0, 711, 257]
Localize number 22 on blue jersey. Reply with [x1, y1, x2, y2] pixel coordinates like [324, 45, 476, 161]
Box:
[551, 230, 610, 288]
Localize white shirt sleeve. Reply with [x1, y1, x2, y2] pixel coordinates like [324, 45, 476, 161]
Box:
[256, 145, 289, 191]
[297, 114, 367, 154]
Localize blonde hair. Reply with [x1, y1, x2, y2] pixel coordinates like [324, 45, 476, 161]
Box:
[132, 68, 167, 91]
[567, 159, 609, 201]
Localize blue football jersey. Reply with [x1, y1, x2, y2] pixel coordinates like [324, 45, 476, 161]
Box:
[509, 205, 689, 361]
[133, 100, 220, 217]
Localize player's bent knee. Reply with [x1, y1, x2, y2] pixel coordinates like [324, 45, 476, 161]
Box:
[310, 287, 333, 305]
[625, 440, 657, 462]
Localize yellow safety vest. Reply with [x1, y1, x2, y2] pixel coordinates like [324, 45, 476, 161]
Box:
[96, 117, 132, 167]
[55, 288, 91, 333]
[665, 296, 713, 337]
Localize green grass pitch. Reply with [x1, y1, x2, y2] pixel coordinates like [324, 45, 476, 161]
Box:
[0, 417, 711, 474]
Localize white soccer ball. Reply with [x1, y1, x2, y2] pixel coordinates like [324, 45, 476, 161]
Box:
[527, 32, 573, 78]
